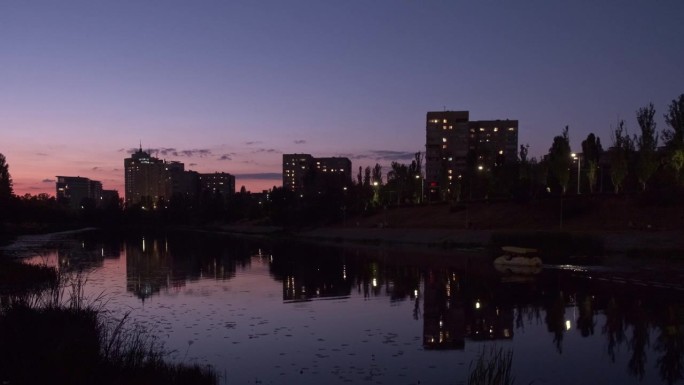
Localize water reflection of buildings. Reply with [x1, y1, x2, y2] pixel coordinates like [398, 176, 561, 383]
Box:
[270, 251, 353, 302]
[125, 235, 248, 301]
[57, 237, 121, 272]
[125, 237, 175, 300]
[423, 271, 465, 349]
[422, 270, 514, 350]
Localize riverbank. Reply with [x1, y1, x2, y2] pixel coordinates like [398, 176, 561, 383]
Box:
[214, 224, 684, 259]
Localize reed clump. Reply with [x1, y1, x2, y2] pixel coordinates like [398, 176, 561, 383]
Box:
[0, 267, 217, 385]
[467, 346, 515, 385]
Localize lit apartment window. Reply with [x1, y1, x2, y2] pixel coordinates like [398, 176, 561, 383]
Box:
[443, 126, 447, 130]
[449, 126, 453, 129]
[499, 150, 504, 155]
[479, 127, 485, 132]
[493, 127, 498, 132]
[448, 157, 453, 161]
[442, 138, 447, 143]
[443, 119, 447, 123]
[442, 145, 447, 149]
[508, 127, 515, 131]
[448, 170, 452, 174]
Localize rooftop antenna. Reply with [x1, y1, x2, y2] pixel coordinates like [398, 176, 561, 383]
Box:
[139, 140, 142, 152]
[443, 105, 446, 111]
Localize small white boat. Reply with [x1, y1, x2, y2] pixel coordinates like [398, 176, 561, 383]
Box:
[494, 246, 542, 267]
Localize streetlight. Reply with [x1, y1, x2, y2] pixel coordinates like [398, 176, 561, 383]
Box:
[571, 153, 581, 194]
[415, 174, 423, 204]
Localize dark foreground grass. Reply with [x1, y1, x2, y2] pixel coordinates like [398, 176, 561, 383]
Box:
[0, 269, 217, 385]
[467, 346, 516, 385]
[0, 258, 57, 296]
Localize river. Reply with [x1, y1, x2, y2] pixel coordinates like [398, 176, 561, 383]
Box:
[17, 230, 684, 385]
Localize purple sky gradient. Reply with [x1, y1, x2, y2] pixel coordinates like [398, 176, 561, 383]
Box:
[2, 1, 683, 196]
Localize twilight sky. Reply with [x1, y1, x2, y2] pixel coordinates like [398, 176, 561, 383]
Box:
[1, 1, 683, 196]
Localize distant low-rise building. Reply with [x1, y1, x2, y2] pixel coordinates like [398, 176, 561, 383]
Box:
[101, 189, 120, 208]
[56, 176, 103, 209]
[282, 153, 351, 193]
[199, 172, 235, 196]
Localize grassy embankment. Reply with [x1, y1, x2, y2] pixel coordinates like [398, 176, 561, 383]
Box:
[347, 194, 684, 255]
[0, 257, 217, 385]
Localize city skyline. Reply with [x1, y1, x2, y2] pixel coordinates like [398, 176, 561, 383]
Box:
[2, 1, 683, 196]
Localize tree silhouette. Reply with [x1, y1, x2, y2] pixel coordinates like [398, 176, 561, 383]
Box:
[581, 133, 603, 193]
[610, 120, 631, 193]
[548, 126, 571, 194]
[663, 94, 684, 150]
[636, 103, 659, 191]
[0, 153, 13, 203]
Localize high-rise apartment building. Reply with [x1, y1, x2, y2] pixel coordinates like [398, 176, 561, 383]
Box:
[283, 154, 314, 192]
[283, 154, 351, 193]
[425, 111, 518, 198]
[124, 148, 168, 207]
[56, 176, 103, 209]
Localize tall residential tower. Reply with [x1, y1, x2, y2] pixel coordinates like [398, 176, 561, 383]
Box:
[425, 111, 518, 199]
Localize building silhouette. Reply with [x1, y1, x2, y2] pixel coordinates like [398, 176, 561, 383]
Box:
[56, 176, 103, 209]
[425, 111, 518, 199]
[199, 172, 235, 196]
[124, 148, 167, 207]
[124, 146, 235, 207]
[282, 153, 351, 193]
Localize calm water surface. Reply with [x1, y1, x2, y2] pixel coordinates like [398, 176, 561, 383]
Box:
[24, 231, 684, 385]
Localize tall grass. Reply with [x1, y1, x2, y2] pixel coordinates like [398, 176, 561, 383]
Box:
[0, 267, 217, 385]
[467, 346, 515, 385]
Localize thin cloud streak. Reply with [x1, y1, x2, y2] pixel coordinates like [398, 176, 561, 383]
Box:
[123, 147, 213, 158]
[234, 172, 281, 180]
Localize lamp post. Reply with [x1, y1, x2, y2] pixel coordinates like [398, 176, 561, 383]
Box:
[415, 174, 423, 204]
[571, 153, 581, 194]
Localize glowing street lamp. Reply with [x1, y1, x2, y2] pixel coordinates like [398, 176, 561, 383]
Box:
[571, 153, 581, 194]
[415, 174, 423, 204]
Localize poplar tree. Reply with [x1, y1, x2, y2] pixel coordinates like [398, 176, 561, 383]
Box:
[548, 126, 571, 194]
[635, 103, 659, 191]
[0, 153, 13, 203]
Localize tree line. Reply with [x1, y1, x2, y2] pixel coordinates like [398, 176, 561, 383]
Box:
[543, 94, 683, 195]
[1, 93, 682, 230]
